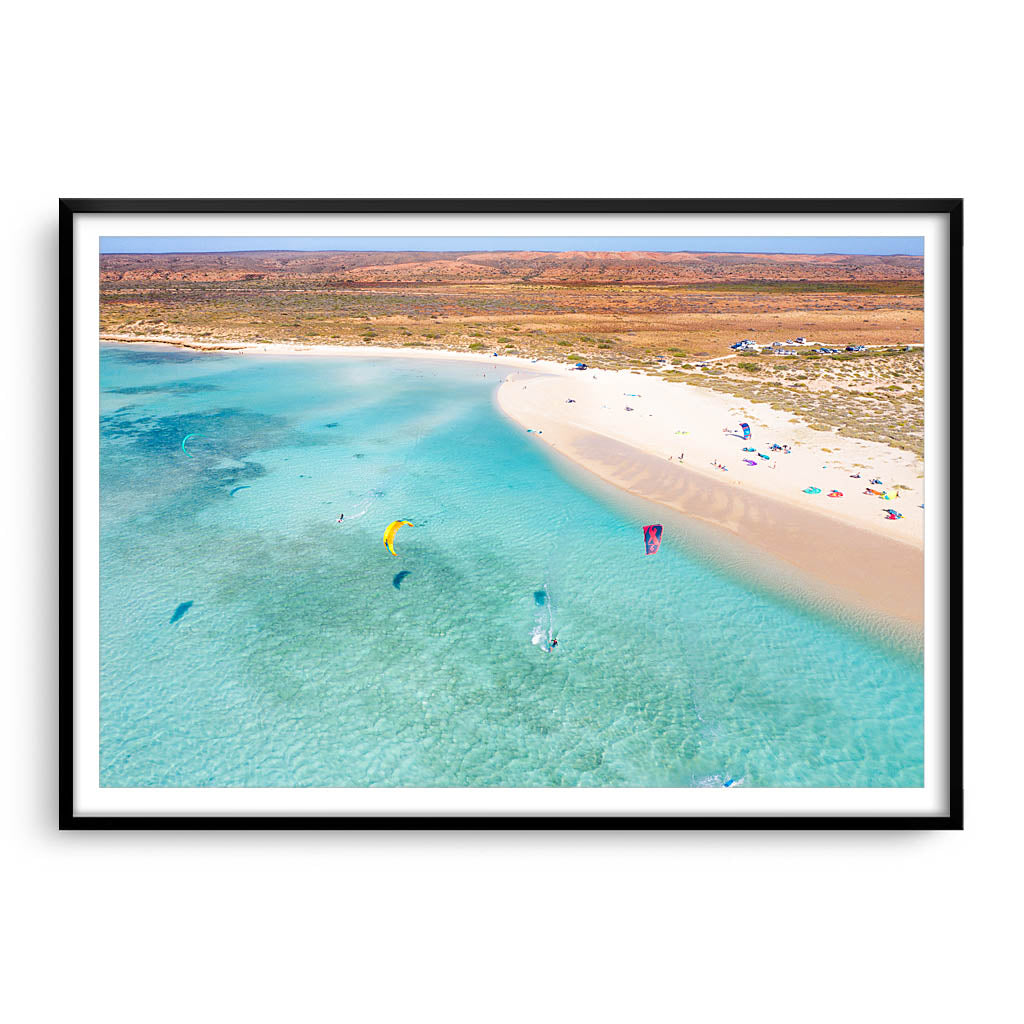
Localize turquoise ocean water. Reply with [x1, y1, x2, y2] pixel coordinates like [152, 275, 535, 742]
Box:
[99, 345, 923, 787]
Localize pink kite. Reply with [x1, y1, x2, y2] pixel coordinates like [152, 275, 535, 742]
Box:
[643, 524, 663, 555]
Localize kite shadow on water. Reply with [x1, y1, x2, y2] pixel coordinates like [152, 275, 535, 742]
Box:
[169, 600, 193, 624]
[228, 485, 251, 497]
[392, 571, 412, 590]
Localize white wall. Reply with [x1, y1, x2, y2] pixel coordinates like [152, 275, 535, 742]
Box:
[3, 2, 1016, 1021]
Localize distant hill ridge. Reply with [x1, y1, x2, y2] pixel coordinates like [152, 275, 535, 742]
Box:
[100, 249, 924, 285]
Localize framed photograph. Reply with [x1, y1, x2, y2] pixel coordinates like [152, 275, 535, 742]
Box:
[63, 198, 962, 829]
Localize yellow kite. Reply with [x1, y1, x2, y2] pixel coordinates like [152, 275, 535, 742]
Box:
[383, 520, 413, 556]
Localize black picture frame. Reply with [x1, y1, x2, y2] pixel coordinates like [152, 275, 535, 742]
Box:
[62, 197, 963, 830]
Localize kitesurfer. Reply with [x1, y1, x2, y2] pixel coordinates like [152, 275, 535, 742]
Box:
[383, 520, 413, 556]
[337, 513, 344, 523]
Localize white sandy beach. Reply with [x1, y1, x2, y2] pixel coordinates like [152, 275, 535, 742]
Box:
[496, 365, 924, 547]
[495, 366, 924, 626]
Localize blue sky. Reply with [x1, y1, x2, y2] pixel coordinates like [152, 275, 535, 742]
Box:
[100, 235, 924, 257]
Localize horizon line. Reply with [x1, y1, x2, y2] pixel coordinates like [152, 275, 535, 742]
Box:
[100, 247, 924, 258]
[99, 235, 925, 258]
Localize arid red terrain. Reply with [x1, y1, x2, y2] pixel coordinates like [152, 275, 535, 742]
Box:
[101, 249, 923, 285]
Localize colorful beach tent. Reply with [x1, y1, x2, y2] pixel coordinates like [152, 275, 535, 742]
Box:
[383, 520, 413, 556]
[643, 524, 663, 555]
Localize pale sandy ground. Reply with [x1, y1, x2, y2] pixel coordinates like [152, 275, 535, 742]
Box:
[103, 338, 924, 626]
